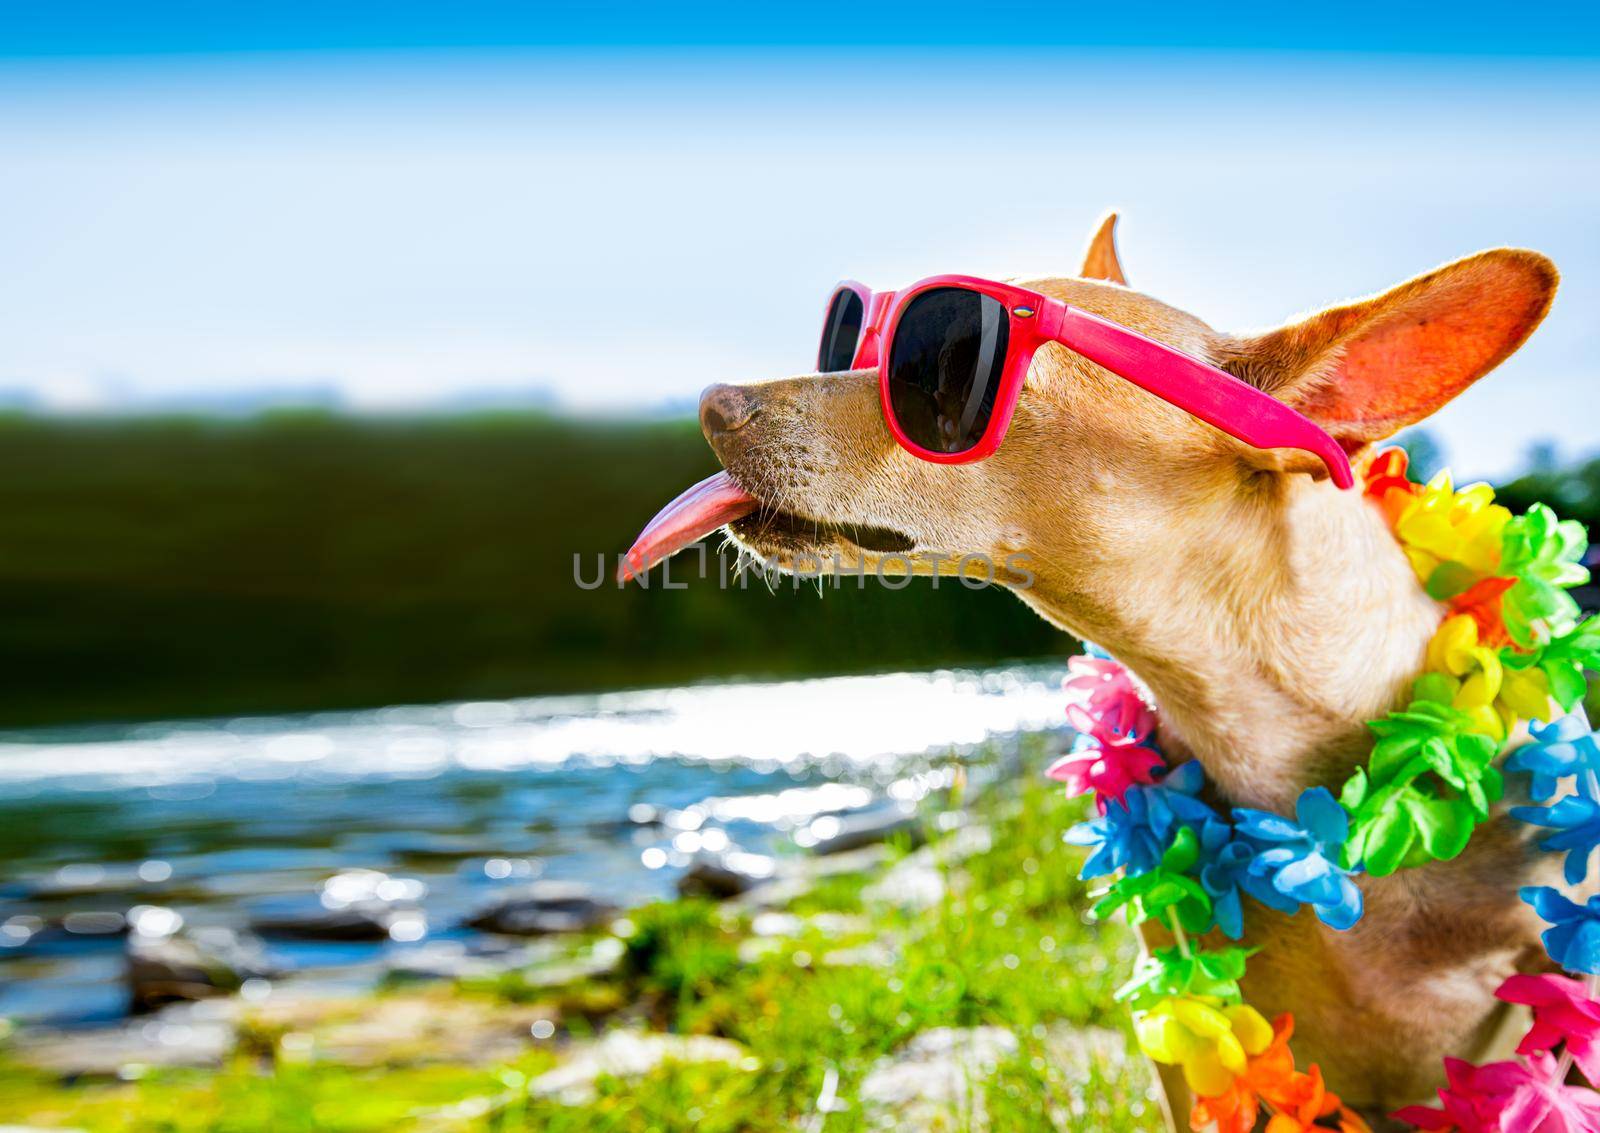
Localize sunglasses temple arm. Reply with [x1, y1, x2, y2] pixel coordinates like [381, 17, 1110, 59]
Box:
[1049, 304, 1355, 490]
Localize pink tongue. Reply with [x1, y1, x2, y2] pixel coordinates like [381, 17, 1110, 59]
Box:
[618, 471, 759, 583]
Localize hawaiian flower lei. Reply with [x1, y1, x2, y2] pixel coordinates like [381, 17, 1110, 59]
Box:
[1050, 447, 1600, 1132]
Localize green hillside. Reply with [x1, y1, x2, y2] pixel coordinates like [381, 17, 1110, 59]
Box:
[0, 413, 1064, 727]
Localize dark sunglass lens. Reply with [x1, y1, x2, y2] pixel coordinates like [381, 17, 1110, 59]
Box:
[886, 287, 1009, 454]
[818, 289, 865, 372]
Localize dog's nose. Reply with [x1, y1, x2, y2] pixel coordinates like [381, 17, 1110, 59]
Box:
[699, 384, 758, 440]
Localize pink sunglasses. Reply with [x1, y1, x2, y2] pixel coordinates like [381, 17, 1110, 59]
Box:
[819, 275, 1353, 489]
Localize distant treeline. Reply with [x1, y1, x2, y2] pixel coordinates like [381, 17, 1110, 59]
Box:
[2, 413, 1593, 729]
[0, 413, 1064, 727]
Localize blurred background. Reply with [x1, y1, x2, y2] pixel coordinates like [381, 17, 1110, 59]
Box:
[1, 0, 1598, 1104]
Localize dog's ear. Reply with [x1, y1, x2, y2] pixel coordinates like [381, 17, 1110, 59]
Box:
[1219, 249, 1557, 458]
[1079, 212, 1127, 285]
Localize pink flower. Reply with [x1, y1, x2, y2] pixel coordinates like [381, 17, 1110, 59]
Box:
[1062, 655, 1156, 746]
[1497, 973, 1600, 1086]
[1045, 738, 1165, 810]
[1394, 1052, 1600, 1132]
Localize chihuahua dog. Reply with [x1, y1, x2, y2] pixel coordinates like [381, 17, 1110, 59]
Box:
[642, 215, 1567, 1129]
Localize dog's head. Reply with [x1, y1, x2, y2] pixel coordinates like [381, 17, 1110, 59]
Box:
[652, 216, 1556, 644]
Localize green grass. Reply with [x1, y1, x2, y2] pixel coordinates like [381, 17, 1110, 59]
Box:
[1, 741, 1161, 1131]
[0, 1059, 528, 1133]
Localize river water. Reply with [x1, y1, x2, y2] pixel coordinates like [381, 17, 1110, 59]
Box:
[0, 664, 1068, 1028]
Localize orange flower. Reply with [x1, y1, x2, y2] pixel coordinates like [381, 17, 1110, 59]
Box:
[1447, 576, 1517, 650]
[1364, 447, 1420, 526]
[1190, 1015, 1298, 1133]
[1191, 1073, 1261, 1133]
[1191, 1015, 1372, 1133]
[1261, 1063, 1370, 1132]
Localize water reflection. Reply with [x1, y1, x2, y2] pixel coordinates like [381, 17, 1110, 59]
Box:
[0, 665, 1065, 1027]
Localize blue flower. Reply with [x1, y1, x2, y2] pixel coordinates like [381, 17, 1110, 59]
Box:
[1522, 886, 1600, 975]
[1507, 709, 1600, 802]
[1191, 815, 1303, 940]
[1065, 760, 1216, 880]
[1232, 787, 1364, 931]
[1186, 815, 1290, 939]
[1512, 789, 1600, 885]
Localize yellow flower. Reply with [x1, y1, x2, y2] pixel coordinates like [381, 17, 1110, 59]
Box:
[1500, 664, 1556, 723]
[1422, 615, 1556, 732]
[1395, 473, 1510, 584]
[1426, 615, 1503, 709]
[1135, 996, 1274, 1096]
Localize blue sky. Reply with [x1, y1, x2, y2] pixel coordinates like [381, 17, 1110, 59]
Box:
[1, 14, 1598, 478]
[4, 3, 1598, 56]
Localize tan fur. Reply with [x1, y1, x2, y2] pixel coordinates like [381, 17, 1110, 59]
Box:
[698, 222, 1565, 1130]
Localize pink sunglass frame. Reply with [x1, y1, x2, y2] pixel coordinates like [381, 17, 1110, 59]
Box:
[823, 275, 1353, 489]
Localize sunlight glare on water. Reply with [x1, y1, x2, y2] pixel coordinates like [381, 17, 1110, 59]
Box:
[0, 665, 1066, 793]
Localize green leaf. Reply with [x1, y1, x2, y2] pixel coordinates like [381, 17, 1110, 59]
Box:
[1161, 825, 1200, 873]
[1501, 504, 1591, 587]
[1527, 617, 1600, 711]
[1114, 945, 1255, 1011]
[1339, 767, 1369, 812]
[1504, 578, 1580, 648]
[1481, 765, 1504, 811]
[1093, 865, 1213, 932]
[1459, 732, 1498, 770]
[1362, 801, 1418, 877]
[1342, 815, 1373, 872]
[1410, 795, 1472, 861]
[1550, 664, 1589, 710]
[1420, 735, 1465, 789]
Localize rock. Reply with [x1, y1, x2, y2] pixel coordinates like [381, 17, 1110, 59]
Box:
[676, 850, 777, 899]
[250, 869, 426, 940]
[15, 1001, 238, 1076]
[516, 937, 626, 991]
[935, 822, 994, 863]
[251, 905, 394, 941]
[740, 911, 881, 964]
[261, 994, 557, 1067]
[810, 843, 893, 876]
[1041, 1024, 1135, 1083]
[411, 935, 627, 992]
[736, 937, 786, 964]
[58, 911, 129, 937]
[383, 940, 503, 983]
[856, 1024, 1139, 1132]
[803, 807, 925, 856]
[749, 911, 870, 939]
[862, 856, 945, 910]
[807, 912, 872, 936]
[749, 911, 804, 937]
[728, 844, 891, 912]
[862, 825, 992, 911]
[464, 881, 617, 936]
[858, 1027, 1019, 1130]
[529, 1029, 754, 1104]
[127, 919, 274, 1012]
[386, 931, 623, 988]
[382, 938, 559, 983]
